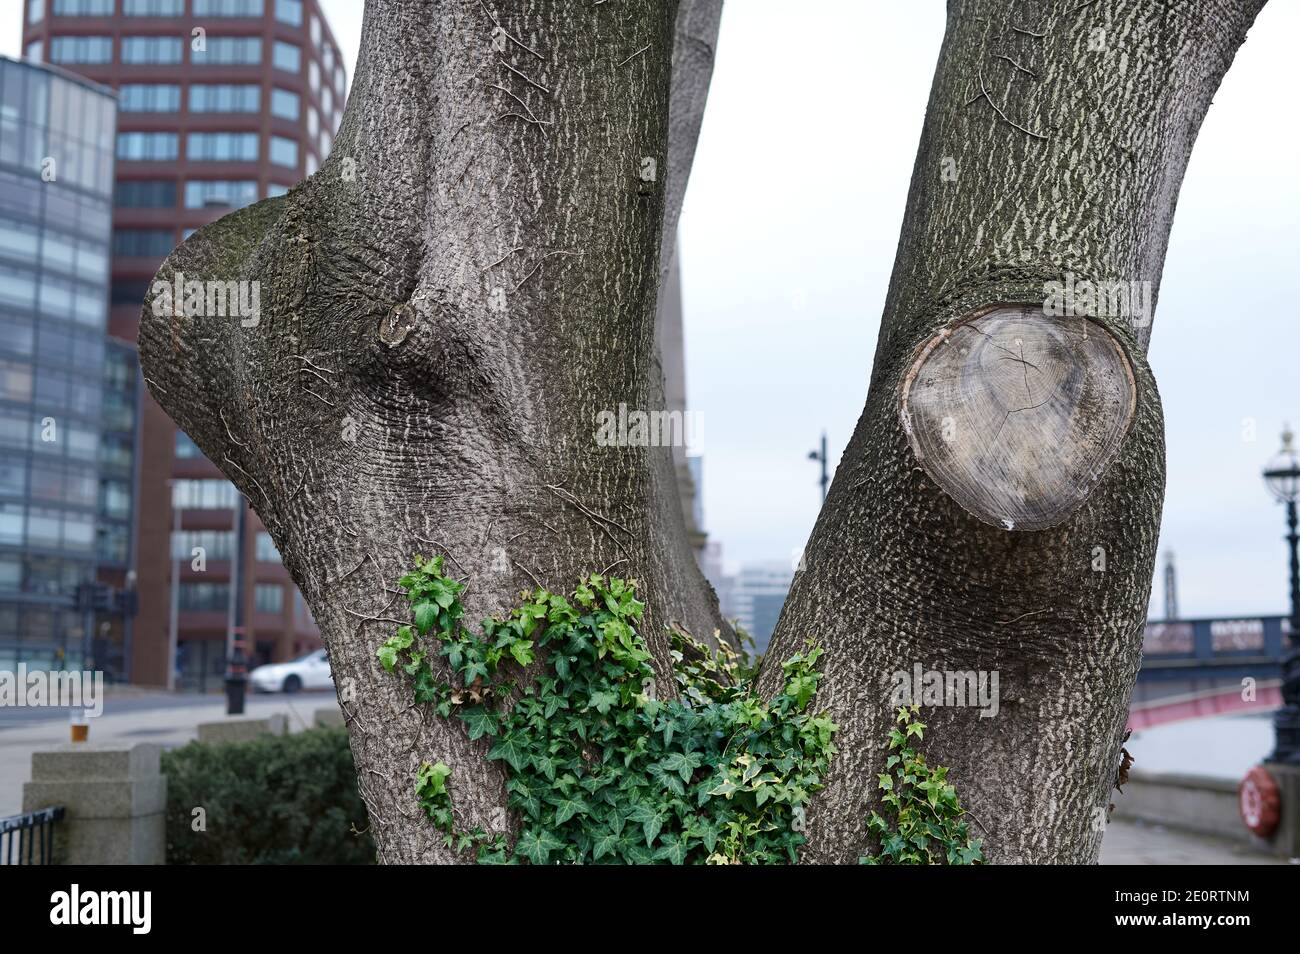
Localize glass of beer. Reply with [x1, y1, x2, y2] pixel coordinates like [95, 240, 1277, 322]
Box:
[69, 709, 89, 743]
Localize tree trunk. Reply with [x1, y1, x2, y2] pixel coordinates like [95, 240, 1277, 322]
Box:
[759, 0, 1266, 863]
[139, 0, 722, 863]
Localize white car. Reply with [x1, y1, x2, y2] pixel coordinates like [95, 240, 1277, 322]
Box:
[250, 649, 333, 694]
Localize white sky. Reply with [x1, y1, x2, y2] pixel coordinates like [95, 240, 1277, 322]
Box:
[5, 1, 1297, 621]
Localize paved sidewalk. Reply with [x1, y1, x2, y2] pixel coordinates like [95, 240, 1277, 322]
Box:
[0, 691, 340, 816]
[1100, 818, 1293, 865]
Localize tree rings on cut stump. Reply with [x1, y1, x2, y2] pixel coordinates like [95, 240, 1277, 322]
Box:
[899, 304, 1136, 531]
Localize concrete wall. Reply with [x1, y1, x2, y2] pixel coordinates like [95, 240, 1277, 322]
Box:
[1111, 770, 1247, 842]
[21, 743, 166, 864]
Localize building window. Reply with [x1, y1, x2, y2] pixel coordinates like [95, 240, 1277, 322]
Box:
[184, 179, 258, 210]
[270, 88, 299, 121]
[172, 478, 238, 509]
[174, 431, 202, 459]
[194, 37, 263, 65]
[116, 132, 179, 161]
[27, 0, 44, 26]
[193, 0, 264, 14]
[98, 523, 128, 564]
[99, 479, 131, 521]
[49, 36, 112, 65]
[265, 183, 288, 198]
[323, 44, 334, 74]
[124, 0, 185, 13]
[273, 41, 300, 74]
[187, 132, 259, 162]
[119, 84, 181, 112]
[308, 59, 319, 92]
[110, 278, 152, 306]
[274, 0, 302, 26]
[113, 228, 175, 258]
[269, 136, 299, 170]
[255, 531, 281, 563]
[52, 0, 113, 15]
[188, 83, 260, 113]
[122, 37, 183, 64]
[115, 180, 177, 208]
[254, 583, 284, 614]
[172, 529, 233, 561]
[310, 15, 320, 46]
[269, 136, 297, 169]
[178, 582, 230, 612]
[124, 0, 185, 14]
[24, 41, 43, 63]
[321, 85, 333, 118]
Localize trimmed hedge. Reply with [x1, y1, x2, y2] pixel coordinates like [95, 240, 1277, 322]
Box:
[162, 726, 375, 865]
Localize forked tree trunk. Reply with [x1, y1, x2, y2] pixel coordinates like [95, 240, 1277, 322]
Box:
[139, 0, 723, 863]
[140, 0, 1267, 865]
[758, 0, 1266, 863]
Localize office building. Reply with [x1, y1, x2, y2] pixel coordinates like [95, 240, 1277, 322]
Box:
[0, 54, 119, 674]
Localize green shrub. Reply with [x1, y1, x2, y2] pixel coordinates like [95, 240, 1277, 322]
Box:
[161, 726, 375, 865]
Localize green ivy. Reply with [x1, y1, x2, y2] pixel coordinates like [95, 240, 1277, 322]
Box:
[860, 706, 984, 865]
[378, 555, 838, 864]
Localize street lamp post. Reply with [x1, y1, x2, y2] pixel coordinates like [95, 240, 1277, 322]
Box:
[808, 432, 828, 505]
[1263, 425, 1300, 764]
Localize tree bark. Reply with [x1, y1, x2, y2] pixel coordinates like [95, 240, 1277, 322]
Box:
[139, 0, 722, 863]
[759, 0, 1266, 863]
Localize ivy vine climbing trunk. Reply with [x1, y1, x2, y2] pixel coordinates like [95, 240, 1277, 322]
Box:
[759, 0, 1267, 863]
[139, 0, 723, 864]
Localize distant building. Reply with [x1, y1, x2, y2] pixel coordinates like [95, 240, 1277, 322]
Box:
[0, 55, 118, 674]
[726, 561, 794, 653]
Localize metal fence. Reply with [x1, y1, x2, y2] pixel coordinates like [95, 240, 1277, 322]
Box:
[0, 806, 65, 865]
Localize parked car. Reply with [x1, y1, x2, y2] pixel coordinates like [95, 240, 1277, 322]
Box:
[249, 649, 333, 693]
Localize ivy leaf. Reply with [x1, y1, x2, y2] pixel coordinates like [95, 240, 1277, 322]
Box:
[708, 778, 740, 800]
[509, 640, 535, 667]
[416, 761, 451, 799]
[429, 577, 459, 609]
[592, 829, 620, 862]
[588, 690, 618, 714]
[551, 794, 592, 825]
[653, 835, 689, 865]
[627, 803, 664, 846]
[459, 706, 499, 741]
[659, 751, 703, 783]
[515, 826, 565, 865]
[487, 733, 530, 771]
[413, 601, 439, 635]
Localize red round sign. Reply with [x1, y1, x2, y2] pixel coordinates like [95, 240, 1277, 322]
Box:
[1239, 765, 1281, 837]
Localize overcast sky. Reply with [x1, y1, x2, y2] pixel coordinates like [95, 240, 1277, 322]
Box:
[5, 2, 1297, 621]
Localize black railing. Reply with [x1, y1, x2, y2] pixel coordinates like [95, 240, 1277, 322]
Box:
[0, 807, 65, 865]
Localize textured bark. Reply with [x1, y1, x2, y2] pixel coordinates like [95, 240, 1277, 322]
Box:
[759, 0, 1266, 863]
[139, 0, 722, 863]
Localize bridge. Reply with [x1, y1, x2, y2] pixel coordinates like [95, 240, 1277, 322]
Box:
[1131, 614, 1287, 729]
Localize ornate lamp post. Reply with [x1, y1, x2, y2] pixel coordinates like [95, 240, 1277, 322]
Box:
[1263, 425, 1300, 763]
